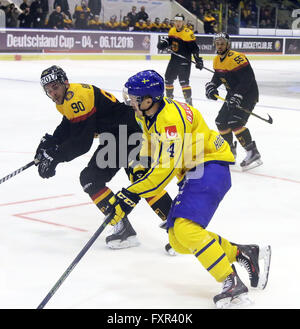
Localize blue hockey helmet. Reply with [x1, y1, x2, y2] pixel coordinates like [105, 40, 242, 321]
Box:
[124, 70, 164, 105]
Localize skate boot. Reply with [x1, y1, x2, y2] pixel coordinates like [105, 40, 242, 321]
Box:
[165, 243, 177, 256]
[106, 216, 139, 249]
[230, 141, 237, 160]
[213, 265, 250, 309]
[240, 141, 263, 171]
[235, 244, 271, 289]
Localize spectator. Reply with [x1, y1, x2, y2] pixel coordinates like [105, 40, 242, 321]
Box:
[30, 0, 44, 28]
[144, 18, 152, 32]
[161, 18, 171, 32]
[127, 5, 137, 27]
[104, 15, 119, 30]
[5, 3, 19, 27]
[20, 0, 29, 12]
[62, 11, 73, 29]
[73, 0, 91, 30]
[134, 18, 146, 32]
[203, 11, 216, 34]
[136, 6, 148, 22]
[120, 15, 129, 31]
[88, 0, 101, 17]
[88, 14, 102, 30]
[40, 0, 49, 27]
[18, 7, 32, 28]
[151, 17, 161, 31]
[47, 5, 64, 29]
[54, 0, 70, 19]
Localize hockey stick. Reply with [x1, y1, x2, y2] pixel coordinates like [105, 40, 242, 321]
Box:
[0, 160, 36, 185]
[36, 213, 114, 309]
[168, 50, 215, 74]
[215, 95, 273, 124]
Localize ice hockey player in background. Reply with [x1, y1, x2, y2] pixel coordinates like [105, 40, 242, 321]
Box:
[35, 65, 174, 252]
[205, 32, 262, 171]
[157, 13, 203, 106]
[108, 69, 271, 308]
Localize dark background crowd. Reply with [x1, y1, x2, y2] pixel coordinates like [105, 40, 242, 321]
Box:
[1, 0, 300, 32]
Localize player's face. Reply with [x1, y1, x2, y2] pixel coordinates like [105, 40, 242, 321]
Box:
[128, 95, 153, 116]
[174, 20, 184, 31]
[44, 81, 66, 104]
[215, 39, 228, 55]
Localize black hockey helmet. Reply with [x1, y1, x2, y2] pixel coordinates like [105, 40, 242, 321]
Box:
[174, 13, 185, 21]
[214, 32, 230, 54]
[214, 32, 230, 44]
[40, 65, 68, 89]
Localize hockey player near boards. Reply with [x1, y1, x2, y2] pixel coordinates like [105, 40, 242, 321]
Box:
[35, 65, 174, 251]
[157, 13, 203, 106]
[108, 70, 271, 308]
[205, 32, 262, 171]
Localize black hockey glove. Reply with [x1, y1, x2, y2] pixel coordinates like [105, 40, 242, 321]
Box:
[128, 156, 151, 183]
[228, 94, 243, 110]
[34, 134, 59, 164]
[194, 53, 203, 70]
[157, 40, 168, 50]
[108, 188, 140, 225]
[205, 82, 219, 100]
[36, 147, 59, 179]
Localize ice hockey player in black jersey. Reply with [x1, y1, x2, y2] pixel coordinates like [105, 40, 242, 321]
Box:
[205, 32, 262, 171]
[35, 65, 174, 252]
[157, 13, 203, 106]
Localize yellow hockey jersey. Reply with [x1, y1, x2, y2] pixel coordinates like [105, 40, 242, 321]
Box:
[167, 27, 199, 60]
[127, 98, 235, 198]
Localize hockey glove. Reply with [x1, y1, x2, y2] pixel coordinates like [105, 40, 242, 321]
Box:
[194, 53, 204, 70]
[128, 157, 151, 183]
[108, 188, 140, 225]
[36, 147, 59, 179]
[205, 82, 219, 100]
[157, 40, 168, 50]
[34, 133, 59, 164]
[228, 94, 243, 110]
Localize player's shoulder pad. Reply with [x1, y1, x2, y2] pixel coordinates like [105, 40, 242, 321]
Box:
[168, 27, 177, 37]
[156, 99, 185, 140]
[57, 83, 96, 122]
[226, 50, 249, 71]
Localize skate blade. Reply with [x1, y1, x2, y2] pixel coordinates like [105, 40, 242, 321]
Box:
[215, 293, 253, 309]
[241, 159, 263, 172]
[106, 236, 140, 249]
[257, 245, 272, 289]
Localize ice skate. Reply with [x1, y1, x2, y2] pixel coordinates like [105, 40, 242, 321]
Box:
[213, 265, 251, 309]
[165, 243, 177, 256]
[159, 222, 177, 256]
[235, 244, 271, 289]
[106, 216, 139, 249]
[240, 141, 263, 171]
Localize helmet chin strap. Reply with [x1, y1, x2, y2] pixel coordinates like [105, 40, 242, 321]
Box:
[138, 99, 154, 116]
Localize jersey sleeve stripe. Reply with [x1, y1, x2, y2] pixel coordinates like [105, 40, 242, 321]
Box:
[70, 106, 96, 123]
[231, 61, 249, 71]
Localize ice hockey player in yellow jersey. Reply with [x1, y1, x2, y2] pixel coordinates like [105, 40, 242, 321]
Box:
[157, 13, 203, 106]
[107, 70, 271, 308]
[205, 32, 262, 171]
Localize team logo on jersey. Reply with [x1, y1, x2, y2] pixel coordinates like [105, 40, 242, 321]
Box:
[165, 125, 178, 139]
[65, 91, 74, 101]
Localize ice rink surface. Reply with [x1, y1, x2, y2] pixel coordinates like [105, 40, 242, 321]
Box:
[0, 58, 299, 309]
